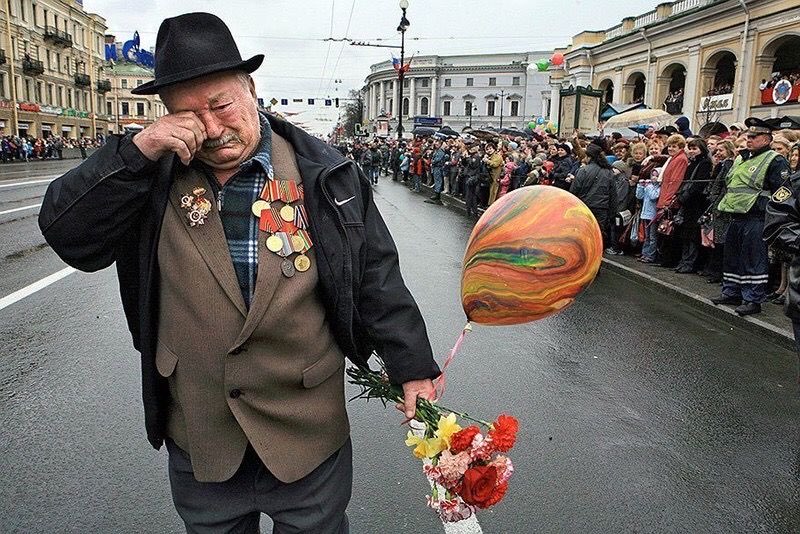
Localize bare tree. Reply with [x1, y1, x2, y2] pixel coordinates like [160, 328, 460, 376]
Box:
[340, 89, 365, 139]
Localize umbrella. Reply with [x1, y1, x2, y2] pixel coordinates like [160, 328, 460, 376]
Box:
[765, 116, 800, 130]
[411, 126, 437, 137]
[470, 128, 500, 140]
[499, 128, 531, 138]
[697, 121, 729, 138]
[438, 126, 460, 138]
[604, 108, 676, 129]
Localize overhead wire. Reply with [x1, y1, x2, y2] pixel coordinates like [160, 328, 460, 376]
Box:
[316, 0, 336, 95]
[323, 0, 357, 95]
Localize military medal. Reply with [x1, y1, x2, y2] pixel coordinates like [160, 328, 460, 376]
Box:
[181, 187, 212, 227]
[280, 205, 295, 222]
[266, 235, 283, 252]
[294, 254, 311, 272]
[254, 175, 314, 277]
[251, 199, 271, 217]
[281, 258, 296, 278]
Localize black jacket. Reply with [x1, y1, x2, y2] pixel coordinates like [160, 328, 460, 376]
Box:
[765, 170, 800, 322]
[570, 162, 618, 214]
[676, 156, 712, 233]
[38, 114, 441, 449]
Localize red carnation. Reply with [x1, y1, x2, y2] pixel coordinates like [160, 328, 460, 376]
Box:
[450, 426, 481, 454]
[458, 465, 498, 508]
[482, 481, 509, 508]
[488, 414, 518, 452]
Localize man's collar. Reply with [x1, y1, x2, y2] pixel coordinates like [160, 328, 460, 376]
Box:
[239, 112, 274, 179]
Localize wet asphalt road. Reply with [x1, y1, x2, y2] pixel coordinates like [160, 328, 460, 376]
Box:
[1, 162, 799, 534]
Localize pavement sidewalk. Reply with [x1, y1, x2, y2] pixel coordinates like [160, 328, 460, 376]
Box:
[402, 177, 795, 351]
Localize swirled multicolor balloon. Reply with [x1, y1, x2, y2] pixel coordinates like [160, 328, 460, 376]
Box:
[461, 186, 602, 325]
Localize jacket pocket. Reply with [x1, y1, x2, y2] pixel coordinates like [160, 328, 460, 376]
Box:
[156, 340, 179, 377]
[302, 350, 344, 389]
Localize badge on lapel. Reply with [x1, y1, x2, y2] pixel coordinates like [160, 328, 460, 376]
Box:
[180, 187, 213, 227]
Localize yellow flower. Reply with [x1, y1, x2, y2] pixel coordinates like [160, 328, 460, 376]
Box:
[405, 431, 446, 459]
[434, 413, 462, 448]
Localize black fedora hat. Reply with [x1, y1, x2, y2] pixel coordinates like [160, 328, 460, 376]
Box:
[131, 12, 263, 95]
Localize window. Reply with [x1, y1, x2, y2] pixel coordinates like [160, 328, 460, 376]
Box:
[387, 98, 392, 113]
[420, 97, 429, 116]
[25, 79, 32, 101]
[444, 78, 451, 87]
[121, 79, 128, 89]
[421, 78, 429, 88]
[487, 100, 496, 116]
[280, 98, 288, 105]
[137, 102, 145, 116]
[402, 97, 409, 116]
[403, 79, 409, 88]
[20, 0, 26, 22]
[35, 81, 42, 103]
[57, 85, 63, 106]
[388, 81, 393, 91]
[465, 101, 473, 115]
[466, 78, 473, 87]
[489, 77, 496, 86]
[56, 53, 61, 73]
[512, 76, 520, 86]
[106, 101, 112, 115]
[308, 98, 314, 105]
[136, 79, 143, 86]
[32, 4, 37, 26]
[0, 73, 5, 98]
[510, 100, 519, 116]
[121, 102, 129, 116]
[67, 88, 73, 108]
[47, 83, 53, 104]
[443, 101, 451, 116]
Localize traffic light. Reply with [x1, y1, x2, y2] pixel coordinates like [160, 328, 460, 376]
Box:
[335, 98, 339, 108]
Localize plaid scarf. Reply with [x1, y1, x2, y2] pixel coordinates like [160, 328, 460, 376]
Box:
[216, 113, 274, 309]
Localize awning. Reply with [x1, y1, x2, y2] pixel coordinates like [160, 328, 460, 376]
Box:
[18, 122, 30, 129]
[41, 124, 52, 131]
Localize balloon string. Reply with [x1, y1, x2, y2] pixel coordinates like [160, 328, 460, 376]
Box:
[433, 322, 472, 400]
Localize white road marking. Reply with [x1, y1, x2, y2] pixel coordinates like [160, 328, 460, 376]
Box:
[0, 267, 76, 311]
[0, 203, 42, 216]
[0, 176, 58, 189]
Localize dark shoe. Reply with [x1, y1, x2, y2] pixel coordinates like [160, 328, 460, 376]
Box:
[424, 198, 443, 205]
[735, 302, 761, 316]
[772, 295, 786, 305]
[706, 276, 722, 284]
[674, 267, 697, 274]
[766, 291, 780, 300]
[711, 295, 741, 306]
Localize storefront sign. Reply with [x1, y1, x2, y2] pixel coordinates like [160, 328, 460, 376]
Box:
[0, 100, 13, 109]
[18, 122, 30, 129]
[63, 108, 77, 117]
[62, 125, 72, 132]
[39, 105, 64, 115]
[19, 102, 41, 112]
[413, 116, 442, 127]
[41, 124, 52, 131]
[699, 93, 733, 112]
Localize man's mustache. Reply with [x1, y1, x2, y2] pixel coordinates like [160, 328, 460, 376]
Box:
[203, 133, 241, 149]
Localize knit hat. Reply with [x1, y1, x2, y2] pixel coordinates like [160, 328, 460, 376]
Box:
[586, 143, 604, 158]
[532, 157, 543, 166]
[612, 160, 632, 178]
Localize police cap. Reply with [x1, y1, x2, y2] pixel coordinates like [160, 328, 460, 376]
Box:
[744, 117, 776, 137]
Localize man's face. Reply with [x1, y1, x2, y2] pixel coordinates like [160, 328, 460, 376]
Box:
[160, 71, 260, 170]
[746, 133, 771, 152]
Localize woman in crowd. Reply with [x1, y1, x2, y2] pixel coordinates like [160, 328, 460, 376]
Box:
[550, 143, 578, 190]
[674, 138, 712, 274]
[655, 134, 689, 267]
[570, 143, 618, 248]
[701, 139, 736, 283]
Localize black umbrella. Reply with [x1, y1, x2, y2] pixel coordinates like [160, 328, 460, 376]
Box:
[698, 121, 729, 138]
[765, 116, 800, 130]
[411, 126, 437, 137]
[438, 126, 459, 138]
[499, 127, 530, 138]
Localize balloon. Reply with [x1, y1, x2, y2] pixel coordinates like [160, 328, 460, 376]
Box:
[536, 117, 545, 125]
[536, 60, 550, 72]
[461, 186, 602, 325]
[528, 121, 536, 130]
[551, 53, 565, 66]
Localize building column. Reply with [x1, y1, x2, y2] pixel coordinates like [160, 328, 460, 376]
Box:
[645, 59, 657, 109]
[367, 84, 374, 120]
[430, 75, 438, 117]
[549, 83, 561, 122]
[379, 81, 386, 115]
[613, 66, 624, 103]
[408, 77, 416, 117]
[682, 45, 701, 123]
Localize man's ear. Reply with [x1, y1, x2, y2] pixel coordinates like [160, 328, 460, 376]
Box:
[248, 76, 257, 99]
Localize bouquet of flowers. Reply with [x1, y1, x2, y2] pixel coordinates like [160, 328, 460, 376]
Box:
[347, 365, 518, 523]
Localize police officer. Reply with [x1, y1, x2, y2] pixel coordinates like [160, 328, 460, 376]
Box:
[764, 146, 800, 379]
[710, 117, 790, 316]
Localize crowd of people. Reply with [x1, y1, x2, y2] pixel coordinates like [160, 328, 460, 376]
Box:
[335, 115, 798, 321]
[760, 70, 800, 90]
[0, 135, 103, 163]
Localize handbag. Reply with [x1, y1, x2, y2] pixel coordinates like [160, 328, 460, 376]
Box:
[700, 212, 715, 248]
[656, 208, 675, 236]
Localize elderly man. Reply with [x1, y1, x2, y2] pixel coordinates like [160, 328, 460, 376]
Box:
[711, 117, 790, 316]
[38, 12, 439, 533]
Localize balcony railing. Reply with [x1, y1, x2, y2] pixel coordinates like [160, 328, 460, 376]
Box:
[0, 49, 6, 65]
[96, 79, 112, 93]
[74, 73, 91, 87]
[44, 26, 73, 48]
[22, 58, 44, 76]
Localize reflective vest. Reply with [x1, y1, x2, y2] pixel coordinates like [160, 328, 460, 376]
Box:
[717, 150, 778, 214]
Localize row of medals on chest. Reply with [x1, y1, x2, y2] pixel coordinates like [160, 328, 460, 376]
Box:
[251, 179, 312, 278]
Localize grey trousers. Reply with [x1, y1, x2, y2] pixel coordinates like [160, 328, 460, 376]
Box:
[166, 438, 352, 534]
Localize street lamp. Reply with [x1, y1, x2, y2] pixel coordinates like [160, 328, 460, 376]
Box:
[396, 0, 410, 140]
[494, 89, 508, 129]
[467, 103, 477, 128]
